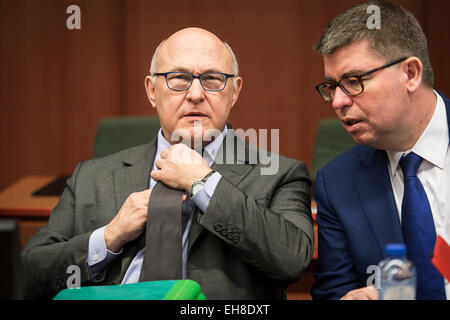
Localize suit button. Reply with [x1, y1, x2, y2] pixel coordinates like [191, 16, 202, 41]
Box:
[213, 223, 223, 232]
[232, 235, 240, 244]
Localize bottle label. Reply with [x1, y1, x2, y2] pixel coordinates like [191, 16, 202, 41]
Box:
[382, 285, 415, 300]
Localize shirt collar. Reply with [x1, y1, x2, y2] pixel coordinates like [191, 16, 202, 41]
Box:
[386, 91, 449, 177]
[155, 125, 228, 167]
[202, 126, 228, 165]
[150, 126, 227, 189]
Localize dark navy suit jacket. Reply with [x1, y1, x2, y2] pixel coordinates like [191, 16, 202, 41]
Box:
[311, 92, 450, 300]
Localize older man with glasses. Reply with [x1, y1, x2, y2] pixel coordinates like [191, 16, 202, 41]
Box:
[311, 0, 449, 300]
[20, 27, 313, 300]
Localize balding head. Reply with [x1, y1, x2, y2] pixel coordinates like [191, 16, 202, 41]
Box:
[150, 27, 239, 82]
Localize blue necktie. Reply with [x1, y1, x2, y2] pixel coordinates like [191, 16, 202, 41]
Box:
[400, 152, 446, 300]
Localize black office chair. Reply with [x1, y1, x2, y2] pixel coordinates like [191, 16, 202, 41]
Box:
[0, 221, 20, 299]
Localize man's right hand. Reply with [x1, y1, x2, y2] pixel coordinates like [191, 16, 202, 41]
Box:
[340, 286, 379, 300]
[104, 189, 152, 252]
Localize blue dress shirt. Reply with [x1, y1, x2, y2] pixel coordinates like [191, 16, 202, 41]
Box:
[86, 127, 226, 282]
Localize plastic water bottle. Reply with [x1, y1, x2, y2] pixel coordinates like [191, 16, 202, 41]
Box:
[378, 243, 416, 300]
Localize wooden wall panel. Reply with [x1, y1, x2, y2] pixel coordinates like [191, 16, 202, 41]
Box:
[426, 0, 450, 93]
[0, 0, 122, 189]
[0, 0, 449, 190]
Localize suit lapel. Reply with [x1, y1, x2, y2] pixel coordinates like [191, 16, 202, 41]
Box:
[112, 138, 157, 280]
[212, 129, 255, 184]
[355, 147, 404, 256]
[188, 130, 253, 251]
[112, 141, 156, 211]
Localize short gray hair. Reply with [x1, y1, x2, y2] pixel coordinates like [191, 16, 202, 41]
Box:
[149, 40, 165, 79]
[315, 0, 434, 87]
[149, 40, 240, 86]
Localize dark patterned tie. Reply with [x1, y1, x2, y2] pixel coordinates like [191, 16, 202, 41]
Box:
[400, 152, 446, 300]
[139, 182, 184, 281]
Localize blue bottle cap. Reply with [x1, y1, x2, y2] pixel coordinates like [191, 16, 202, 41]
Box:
[385, 243, 407, 258]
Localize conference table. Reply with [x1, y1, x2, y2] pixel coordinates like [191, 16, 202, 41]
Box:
[0, 175, 318, 300]
[0, 175, 60, 249]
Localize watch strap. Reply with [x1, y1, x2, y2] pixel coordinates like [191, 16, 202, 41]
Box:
[190, 170, 216, 196]
[200, 170, 216, 183]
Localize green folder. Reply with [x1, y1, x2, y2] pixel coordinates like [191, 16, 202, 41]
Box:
[53, 280, 206, 300]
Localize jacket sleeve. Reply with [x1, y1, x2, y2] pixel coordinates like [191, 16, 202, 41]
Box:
[19, 161, 94, 299]
[310, 169, 363, 300]
[198, 160, 314, 285]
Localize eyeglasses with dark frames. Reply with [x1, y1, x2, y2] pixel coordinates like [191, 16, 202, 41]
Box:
[315, 57, 409, 103]
[153, 72, 235, 92]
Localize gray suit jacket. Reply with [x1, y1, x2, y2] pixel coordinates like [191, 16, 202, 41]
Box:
[20, 130, 313, 299]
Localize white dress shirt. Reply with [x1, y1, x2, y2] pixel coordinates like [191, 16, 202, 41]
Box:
[386, 91, 449, 299]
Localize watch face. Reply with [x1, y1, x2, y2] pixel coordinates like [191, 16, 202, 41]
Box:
[192, 181, 205, 195]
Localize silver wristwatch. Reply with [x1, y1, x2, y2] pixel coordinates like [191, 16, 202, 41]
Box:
[190, 170, 216, 196]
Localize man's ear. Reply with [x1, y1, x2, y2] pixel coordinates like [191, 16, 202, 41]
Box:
[145, 76, 157, 108]
[403, 57, 423, 93]
[231, 77, 243, 108]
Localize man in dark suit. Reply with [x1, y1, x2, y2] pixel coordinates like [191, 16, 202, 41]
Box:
[311, 1, 449, 299]
[20, 27, 313, 299]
